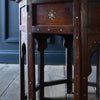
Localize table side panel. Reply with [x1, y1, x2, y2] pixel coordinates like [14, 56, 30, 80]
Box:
[36, 3, 73, 25]
[87, 0, 100, 34]
[32, 1, 74, 34]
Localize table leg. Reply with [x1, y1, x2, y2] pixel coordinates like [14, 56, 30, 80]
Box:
[27, 34, 36, 100]
[27, 0, 36, 99]
[74, 0, 88, 99]
[61, 35, 73, 94]
[38, 49, 44, 100]
[35, 34, 49, 100]
[74, 44, 82, 100]
[64, 36, 73, 94]
[74, 37, 88, 100]
[66, 40, 73, 94]
[19, 34, 26, 100]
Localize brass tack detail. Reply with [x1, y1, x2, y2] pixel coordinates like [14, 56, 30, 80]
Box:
[48, 29, 50, 31]
[76, 93, 79, 96]
[48, 10, 56, 21]
[60, 29, 63, 32]
[37, 28, 39, 31]
[30, 99, 32, 100]
[30, 82, 32, 84]
[76, 36, 78, 40]
[98, 41, 100, 44]
[76, 16, 78, 19]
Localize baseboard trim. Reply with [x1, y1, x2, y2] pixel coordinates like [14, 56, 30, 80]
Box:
[0, 50, 65, 64]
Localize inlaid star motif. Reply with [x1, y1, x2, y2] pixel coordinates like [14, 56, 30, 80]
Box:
[48, 10, 56, 21]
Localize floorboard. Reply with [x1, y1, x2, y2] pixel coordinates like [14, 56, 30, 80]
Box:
[0, 64, 97, 100]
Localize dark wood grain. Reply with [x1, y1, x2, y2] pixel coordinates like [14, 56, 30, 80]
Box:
[27, 0, 36, 100]
[36, 3, 73, 25]
[32, 25, 73, 34]
[73, 0, 82, 100]
[35, 35, 48, 100]
[13, 0, 100, 100]
[87, 0, 100, 34]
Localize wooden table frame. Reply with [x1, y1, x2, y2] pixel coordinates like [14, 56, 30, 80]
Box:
[11, 0, 100, 100]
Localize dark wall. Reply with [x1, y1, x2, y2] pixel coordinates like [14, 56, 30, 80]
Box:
[0, 0, 19, 63]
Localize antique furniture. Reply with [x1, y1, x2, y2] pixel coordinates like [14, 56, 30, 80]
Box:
[11, 0, 100, 100]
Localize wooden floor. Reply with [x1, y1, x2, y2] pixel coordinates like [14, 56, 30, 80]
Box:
[0, 64, 96, 100]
